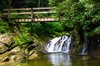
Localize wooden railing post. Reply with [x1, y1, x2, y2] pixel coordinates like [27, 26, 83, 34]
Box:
[31, 8, 33, 22]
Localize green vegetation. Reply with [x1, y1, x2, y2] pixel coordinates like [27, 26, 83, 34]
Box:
[0, 21, 9, 33]
[0, 0, 100, 50]
[14, 32, 30, 47]
[49, 0, 100, 36]
[31, 22, 63, 36]
[49, 0, 100, 48]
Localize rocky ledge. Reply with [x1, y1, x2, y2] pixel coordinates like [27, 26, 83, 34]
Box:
[0, 33, 40, 65]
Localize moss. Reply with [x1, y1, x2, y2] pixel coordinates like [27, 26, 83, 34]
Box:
[70, 29, 81, 54]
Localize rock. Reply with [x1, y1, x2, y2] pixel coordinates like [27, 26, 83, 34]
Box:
[0, 46, 22, 63]
[11, 47, 21, 53]
[81, 56, 90, 60]
[0, 57, 9, 62]
[9, 55, 23, 62]
[9, 55, 16, 61]
[29, 50, 35, 56]
[92, 49, 100, 59]
[0, 44, 8, 53]
[28, 52, 38, 60]
[0, 33, 39, 63]
[15, 55, 23, 61]
[0, 33, 13, 46]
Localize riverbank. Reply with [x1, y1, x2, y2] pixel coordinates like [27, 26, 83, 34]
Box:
[0, 33, 40, 65]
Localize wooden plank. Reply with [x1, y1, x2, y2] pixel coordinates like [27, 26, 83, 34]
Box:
[33, 11, 56, 14]
[32, 7, 53, 10]
[3, 12, 31, 15]
[4, 7, 54, 11]
[14, 18, 59, 22]
[3, 11, 56, 15]
[4, 8, 31, 11]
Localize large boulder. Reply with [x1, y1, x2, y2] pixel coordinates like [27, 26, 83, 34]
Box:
[0, 33, 13, 46]
[0, 33, 39, 65]
[0, 33, 14, 53]
[0, 46, 22, 62]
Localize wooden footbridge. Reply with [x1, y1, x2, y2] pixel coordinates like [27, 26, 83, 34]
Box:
[3, 7, 60, 22]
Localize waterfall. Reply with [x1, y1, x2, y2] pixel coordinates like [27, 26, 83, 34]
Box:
[45, 35, 71, 53]
[79, 36, 88, 55]
[80, 43, 88, 55]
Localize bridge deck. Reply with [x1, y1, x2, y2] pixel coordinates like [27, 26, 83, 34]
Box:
[14, 18, 59, 22]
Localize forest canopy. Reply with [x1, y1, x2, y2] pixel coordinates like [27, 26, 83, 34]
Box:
[49, 0, 100, 36]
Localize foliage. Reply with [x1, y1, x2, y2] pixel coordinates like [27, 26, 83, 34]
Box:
[93, 27, 100, 35]
[19, 22, 64, 37]
[0, 21, 9, 33]
[49, 0, 100, 37]
[14, 32, 30, 47]
[40, 22, 63, 35]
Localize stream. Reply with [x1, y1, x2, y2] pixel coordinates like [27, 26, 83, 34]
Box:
[8, 53, 100, 66]
[10, 35, 100, 66]
[4, 35, 100, 66]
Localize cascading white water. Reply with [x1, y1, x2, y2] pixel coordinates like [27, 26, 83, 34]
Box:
[80, 42, 88, 55]
[81, 43, 88, 55]
[45, 35, 71, 53]
[79, 36, 88, 55]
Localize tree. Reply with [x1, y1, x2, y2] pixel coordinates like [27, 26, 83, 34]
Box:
[49, 0, 100, 45]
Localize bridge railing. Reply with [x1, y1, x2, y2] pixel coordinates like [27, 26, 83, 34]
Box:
[3, 7, 59, 22]
[3, 7, 54, 11]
